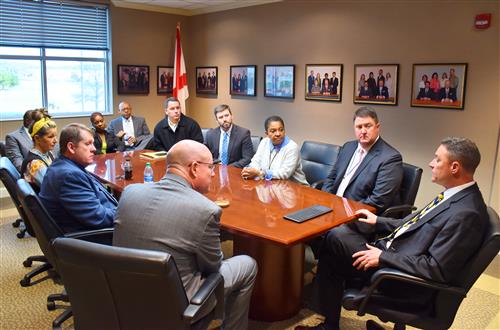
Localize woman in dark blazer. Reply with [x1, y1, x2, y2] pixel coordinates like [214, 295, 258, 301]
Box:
[90, 112, 124, 154]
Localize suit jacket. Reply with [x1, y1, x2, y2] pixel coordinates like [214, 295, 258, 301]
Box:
[322, 138, 403, 213]
[39, 156, 117, 233]
[374, 86, 389, 98]
[113, 174, 223, 299]
[5, 126, 33, 172]
[331, 77, 339, 94]
[376, 183, 488, 284]
[107, 115, 151, 145]
[205, 124, 254, 168]
[92, 129, 125, 155]
[417, 88, 435, 100]
[439, 87, 457, 101]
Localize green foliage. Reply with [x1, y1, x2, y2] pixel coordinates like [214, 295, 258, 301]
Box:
[0, 68, 19, 90]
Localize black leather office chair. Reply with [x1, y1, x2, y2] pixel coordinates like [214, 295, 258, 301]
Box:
[52, 237, 224, 330]
[342, 206, 500, 330]
[300, 140, 341, 188]
[16, 178, 113, 329]
[201, 128, 210, 144]
[381, 163, 423, 218]
[251, 135, 262, 154]
[0, 140, 6, 157]
[0, 157, 33, 238]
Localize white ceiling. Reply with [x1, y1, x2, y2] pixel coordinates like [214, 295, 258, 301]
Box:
[111, 0, 282, 16]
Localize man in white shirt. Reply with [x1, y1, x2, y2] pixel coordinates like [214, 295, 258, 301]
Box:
[299, 137, 488, 330]
[107, 101, 151, 150]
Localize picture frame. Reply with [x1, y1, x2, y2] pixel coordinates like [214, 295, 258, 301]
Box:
[411, 63, 467, 110]
[353, 64, 399, 105]
[230, 65, 257, 96]
[117, 64, 149, 95]
[264, 64, 295, 99]
[157, 66, 174, 95]
[196, 66, 218, 95]
[305, 64, 343, 102]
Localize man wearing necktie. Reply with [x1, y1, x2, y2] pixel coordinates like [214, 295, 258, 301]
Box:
[40, 124, 118, 233]
[107, 101, 151, 150]
[299, 137, 488, 330]
[205, 104, 254, 168]
[439, 79, 457, 103]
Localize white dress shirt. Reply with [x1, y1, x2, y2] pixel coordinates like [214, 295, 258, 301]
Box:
[122, 117, 135, 146]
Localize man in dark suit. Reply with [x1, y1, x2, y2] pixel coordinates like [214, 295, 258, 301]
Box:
[308, 70, 315, 94]
[5, 110, 35, 172]
[374, 79, 389, 100]
[298, 137, 487, 330]
[39, 123, 117, 233]
[151, 97, 204, 151]
[205, 104, 254, 168]
[107, 101, 151, 150]
[322, 107, 403, 214]
[330, 72, 339, 95]
[417, 80, 435, 100]
[439, 79, 457, 102]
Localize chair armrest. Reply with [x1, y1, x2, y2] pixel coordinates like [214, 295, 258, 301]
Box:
[65, 228, 114, 245]
[183, 272, 224, 321]
[380, 205, 417, 218]
[311, 179, 326, 190]
[356, 268, 466, 314]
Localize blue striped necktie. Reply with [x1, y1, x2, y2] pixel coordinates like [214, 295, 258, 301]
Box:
[221, 132, 229, 165]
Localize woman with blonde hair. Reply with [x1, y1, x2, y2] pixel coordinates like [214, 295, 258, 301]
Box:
[21, 111, 57, 193]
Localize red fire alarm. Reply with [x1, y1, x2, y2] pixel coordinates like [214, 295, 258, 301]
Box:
[475, 13, 491, 29]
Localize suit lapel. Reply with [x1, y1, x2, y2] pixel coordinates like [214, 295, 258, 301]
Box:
[349, 146, 379, 184]
[227, 125, 238, 160]
[213, 129, 221, 157]
[402, 184, 476, 235]
[19, 127, 32, 147]
[132, 116, 140, 136]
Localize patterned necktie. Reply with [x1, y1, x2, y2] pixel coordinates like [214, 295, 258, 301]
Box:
[221, 132, 229, 165]
[381, 192, 444, 242]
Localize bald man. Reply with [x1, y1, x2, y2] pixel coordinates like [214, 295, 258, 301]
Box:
[113, 140, 257, 330]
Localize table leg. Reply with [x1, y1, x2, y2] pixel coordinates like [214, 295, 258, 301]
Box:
[233, 234, 304, 322]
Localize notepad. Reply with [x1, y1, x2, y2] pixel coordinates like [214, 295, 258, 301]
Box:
[139, 151, 167, 160]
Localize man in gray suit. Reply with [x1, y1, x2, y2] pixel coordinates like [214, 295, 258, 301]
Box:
[5, 110, 35, 172]
[107, 101, 151, 150]
[113, 140, 257, 330]
[205, 104, 254, 168]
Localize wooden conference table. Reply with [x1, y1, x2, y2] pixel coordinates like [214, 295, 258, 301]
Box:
[86, 150, 375, 321]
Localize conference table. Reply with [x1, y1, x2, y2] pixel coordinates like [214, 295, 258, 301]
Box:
[86, 150, 375, 321]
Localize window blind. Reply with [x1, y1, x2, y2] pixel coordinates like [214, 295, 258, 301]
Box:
[0, 0, 109, 50]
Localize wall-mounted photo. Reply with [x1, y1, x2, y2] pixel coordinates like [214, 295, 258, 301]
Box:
[196, 66, 218, 95]
[230, 65, 256, 96]
[157, 66, 173, 95]
[411, 63, 467, 110]
[118, 64, 149, 95]
[354, 64, 398, 105]
[305, 64, 343, 102]
[264, 65, 295, 99]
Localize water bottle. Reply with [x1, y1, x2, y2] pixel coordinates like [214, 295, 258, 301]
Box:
[124, 157, 133, 180]
[143, 162, 154, 183]
[264, 171, 273, 181]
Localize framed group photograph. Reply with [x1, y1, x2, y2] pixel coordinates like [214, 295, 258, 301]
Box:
[117, 64, 149, 95]
[157, 66, 173, 95]
[354, 64, 399, 105]
[196, 66, 218, 95]
[230, 65, 256, 96]
[411, 63, 467, 110]
[264, 64, 295, 99]
[305, 64, 343, 102]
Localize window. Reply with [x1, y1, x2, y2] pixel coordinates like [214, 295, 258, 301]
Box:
[0, 0, 111, 121]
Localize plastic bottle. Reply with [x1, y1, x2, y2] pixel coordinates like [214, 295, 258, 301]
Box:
[124, 157, 133, 180]
[143, 162, 154, 183]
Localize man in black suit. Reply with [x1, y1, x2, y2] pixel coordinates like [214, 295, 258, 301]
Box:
[298, 137, 487, 330]
[374, 79, 389, 100]
[439, 79, 457, 102]
[151, 97, 204, 152]
[330, 72, 339, 95]
[205, 104, 254, 168]
[322, 107, 403, 214]
[417, 80, 435, 100]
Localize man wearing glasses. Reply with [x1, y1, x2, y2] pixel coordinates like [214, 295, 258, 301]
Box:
[113, 140, 257, 330]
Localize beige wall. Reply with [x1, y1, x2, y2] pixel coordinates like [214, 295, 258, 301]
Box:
[1, 0, 499, 211]
[186, 0, 500, 210]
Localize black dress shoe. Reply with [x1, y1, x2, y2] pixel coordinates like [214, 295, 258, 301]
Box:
[366, 319, 386, 330]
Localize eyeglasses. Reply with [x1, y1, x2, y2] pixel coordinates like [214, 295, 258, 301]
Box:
[190, 160, 219, 173]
